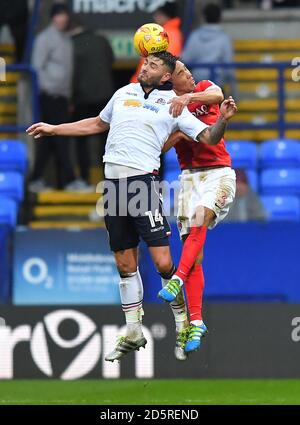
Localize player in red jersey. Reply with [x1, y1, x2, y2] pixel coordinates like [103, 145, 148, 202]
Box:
[158, 60, 236, 354]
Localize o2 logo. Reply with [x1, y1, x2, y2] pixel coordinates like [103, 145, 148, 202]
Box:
[22, 257, 53, 289]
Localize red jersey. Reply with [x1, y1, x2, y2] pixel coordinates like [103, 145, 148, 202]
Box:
[175, 80, 231, 169]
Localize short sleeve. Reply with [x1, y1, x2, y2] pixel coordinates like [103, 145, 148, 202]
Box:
[196, 80, 221, 92]
[99, 93, 116, 124]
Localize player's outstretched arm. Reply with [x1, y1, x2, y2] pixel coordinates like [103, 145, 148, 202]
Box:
[26, 116, 109, 139]
[168, 87, 224, 118]
[197, 96, 237, 145]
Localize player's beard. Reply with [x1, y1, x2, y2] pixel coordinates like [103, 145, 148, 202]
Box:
[138, 73, 163, 88]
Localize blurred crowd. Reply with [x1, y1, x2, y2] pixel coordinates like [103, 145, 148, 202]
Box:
[28, 3, 114, 192]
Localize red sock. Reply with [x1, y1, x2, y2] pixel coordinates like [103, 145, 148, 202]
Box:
[185, 264, 205, 322]
[175, 226, 207, 282]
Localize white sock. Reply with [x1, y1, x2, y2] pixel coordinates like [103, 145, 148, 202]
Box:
[161, 277, 188, 332]
[125, 308, 144, 340]
[190, 319, 203, 327]
[119, 269, 144, 340]
[172, 274, 184, 287]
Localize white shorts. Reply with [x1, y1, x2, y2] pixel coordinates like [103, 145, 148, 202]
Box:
[177, 167, 236, 237]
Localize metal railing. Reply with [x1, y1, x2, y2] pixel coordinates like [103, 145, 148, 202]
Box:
[1, 61, 299, 138]
[185, 61, 299, 139]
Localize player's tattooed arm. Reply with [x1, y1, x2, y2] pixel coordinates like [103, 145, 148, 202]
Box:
[197, 118, 227, 145]
[26, 116, 109, 139]
[197, 97, 237, 145]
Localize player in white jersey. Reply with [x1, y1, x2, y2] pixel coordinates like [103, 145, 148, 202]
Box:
[27, 51, 237, 362]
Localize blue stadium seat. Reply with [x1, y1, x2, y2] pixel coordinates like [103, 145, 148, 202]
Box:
[0, 140, 27, 174]
[260, 139, 300, 168]
[163, 147, 180, 171]
[0, 172, 24, 202]
[261, 195, 300, 221]
[226, 140, 257, 168]
[0, 198, 18, 227]
[260, 169, 300, 195]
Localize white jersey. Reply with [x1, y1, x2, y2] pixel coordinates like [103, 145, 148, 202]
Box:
[100, 82, 208, 174]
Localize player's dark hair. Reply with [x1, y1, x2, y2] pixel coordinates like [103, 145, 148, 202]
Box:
[50, 3, 70, 18]
[154, 2, 178, 19]
[152, 51, 178, 73]
[203, 3, 222, 24]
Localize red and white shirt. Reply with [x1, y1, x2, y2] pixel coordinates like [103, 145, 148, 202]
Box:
[175, 80, 231, 169]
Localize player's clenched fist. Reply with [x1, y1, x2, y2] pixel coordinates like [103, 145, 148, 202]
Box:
[26, 122, 56, 139]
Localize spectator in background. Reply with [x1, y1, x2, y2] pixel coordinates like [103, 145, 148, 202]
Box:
[0, 0, 29, 62]
[181, 3, 237, 98]
[70, 21, 115, 186]
[130, 1, 183, 83]
[225, 169, 267, 222]
[29, 3, 82, 192]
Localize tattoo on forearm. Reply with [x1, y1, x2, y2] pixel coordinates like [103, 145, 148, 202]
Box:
[197, 128, 209, 143]
[208, 117, 227, 145]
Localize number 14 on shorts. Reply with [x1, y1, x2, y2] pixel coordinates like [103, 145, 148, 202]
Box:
[145, 209, 164, 227]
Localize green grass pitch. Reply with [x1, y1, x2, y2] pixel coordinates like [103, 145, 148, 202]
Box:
[0, 380, 299, 405]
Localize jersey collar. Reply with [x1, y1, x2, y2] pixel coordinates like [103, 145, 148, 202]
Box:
[141, 80, 173, 99]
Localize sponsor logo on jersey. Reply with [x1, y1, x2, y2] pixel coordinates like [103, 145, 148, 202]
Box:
[143, 103, 159, 113]
[125, 92, 138, 96]
[124, 99, 142, 107]
[192, 105, 209, 116]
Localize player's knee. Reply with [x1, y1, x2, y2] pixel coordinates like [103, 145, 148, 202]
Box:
[191, 206, 205, 227]
[116, 259, 137, 276]
[203, 207, 216, 227]
[155, 259, 174, 275]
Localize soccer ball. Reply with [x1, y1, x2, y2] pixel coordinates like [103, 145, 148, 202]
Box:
[133, 23, 169, 57]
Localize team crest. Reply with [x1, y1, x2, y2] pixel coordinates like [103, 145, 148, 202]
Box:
[155, 98, 166, 105]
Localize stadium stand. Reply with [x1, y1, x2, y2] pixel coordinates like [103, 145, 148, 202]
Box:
[259, 139, 300, 168]
[226, 39, 300, 141]
[0, 140, 27, 173]
[0, 43, 18, 136]
[261, 195, 300, 221]
[1, 4, 300, 230]
[0, 197, 18, 227]
[29, 191, 102, 228]
[226, 140, 257, 168]
[0, 171, 24, 203]
[260, 168, 300, 195]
